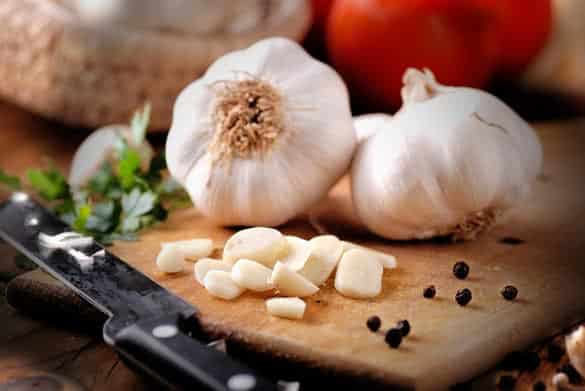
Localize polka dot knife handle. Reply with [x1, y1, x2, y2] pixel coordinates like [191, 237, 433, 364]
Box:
[111, 312, 276, 391]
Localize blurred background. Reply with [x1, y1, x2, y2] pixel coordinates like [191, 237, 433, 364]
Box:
[0, 0, 584, 130]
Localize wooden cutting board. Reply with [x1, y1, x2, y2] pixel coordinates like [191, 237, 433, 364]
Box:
[2, 103, 585, 390]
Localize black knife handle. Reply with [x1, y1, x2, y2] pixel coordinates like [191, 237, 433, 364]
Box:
[110, 313, 276, 391]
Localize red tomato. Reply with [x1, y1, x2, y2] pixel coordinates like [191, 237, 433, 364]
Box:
[326, 0, 500, 110]
[488, 0, 553, 75]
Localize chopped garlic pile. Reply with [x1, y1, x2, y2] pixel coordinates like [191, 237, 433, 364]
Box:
[155, 227, 397, 320]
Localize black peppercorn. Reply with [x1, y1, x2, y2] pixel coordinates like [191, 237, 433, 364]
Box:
[385, 328, 403, 348]
[501, 285, 519, 301]
[396, 320, 411, 337]
[546, 343, 564, 363]
[497, 375, 517, 390]
[455, 288, 472, 306]
[557, 363, 583, 384]
[533, 381, 546, 391]
[366, 316, 381, 332]
[501, 351, 524, 371]
[453, 261, 470, 279]
[423, 285, 436, 299]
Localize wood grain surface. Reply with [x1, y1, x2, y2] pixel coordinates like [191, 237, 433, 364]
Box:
[1, 101, 585, 390]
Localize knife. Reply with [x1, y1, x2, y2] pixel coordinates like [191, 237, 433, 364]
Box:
[0, 193, 277, 391]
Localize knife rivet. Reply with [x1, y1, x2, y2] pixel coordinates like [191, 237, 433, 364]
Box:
[11, 192, 29, 203]
[227, 374, 256, 391]
[152, 324, 178, 339]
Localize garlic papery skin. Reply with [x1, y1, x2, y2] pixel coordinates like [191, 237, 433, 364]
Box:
[351, 68, 543, 241]
[166, 38, 355, 227]
[69, 124, 153, 190]
[353, 114, 392, 144]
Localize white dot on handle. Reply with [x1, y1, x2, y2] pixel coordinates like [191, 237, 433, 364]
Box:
[11, 192, 29, 203]
[152, 325, 178, 339]
[227, 374, 256, 391]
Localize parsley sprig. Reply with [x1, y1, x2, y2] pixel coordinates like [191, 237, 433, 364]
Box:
[3, 105, 189, 245]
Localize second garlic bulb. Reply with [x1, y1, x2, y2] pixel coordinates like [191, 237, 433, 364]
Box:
[351, 69, 543, 241]
[166, 38, 355, 227]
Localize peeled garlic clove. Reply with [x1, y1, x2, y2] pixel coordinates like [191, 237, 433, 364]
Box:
[334, 249, 383, 299]
[223, 227, 287, 267]
[351, 68, 543, 241]
[271, 262, 319, 298]
[280, 236, 312, 271]
[194, 258, 232, 286]
[266, 297, 306, 320]
[69, 124, 153, 190]
[163, 238, 214, 261]
[156, 245, 185, 273]
[566, 326, 585, 377]
[342, 241, 397, 269]
[231, 259, 274, 292]
[353, 114, 392, 144]
[166, 37, 355, 227]
[204, 270, 244, 300]
[298, 235, 343, 285]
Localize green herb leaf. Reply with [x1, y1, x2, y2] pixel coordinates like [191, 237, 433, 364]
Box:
[27, 168, 69, 201]
[73, 204, 92, 232]
[130, 103, 151, 146]
[0, 169, 21, 190]
[122, 189, 156, 217]
[118, 149, 141, 190]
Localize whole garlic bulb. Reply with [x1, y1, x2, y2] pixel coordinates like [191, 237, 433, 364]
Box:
[166, 38, 355, 227]
[69, 124, 153, 190]
[353, 113, 392, 144]
[351, 68, 543, 241]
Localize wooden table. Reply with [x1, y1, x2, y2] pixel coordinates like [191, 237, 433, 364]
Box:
[0, 100, 583, 390]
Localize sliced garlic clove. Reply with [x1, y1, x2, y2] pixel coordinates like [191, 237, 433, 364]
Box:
[163, 238, 214, 261]
[156, 245, 186, 273]
[280, 236, 312, 271]
[223, 227, 287, 267]
[203, 270, 244, 300]
[270, 262, 319, 298]
[194, 258, 232, 286]
[298, 235, 343, 285]
[334, 249, 383, 299]
[231, 259, 274, 292]
[342, 241, 397, 269]
[266, 297, 306, 320]
[566, 326, 585, 377]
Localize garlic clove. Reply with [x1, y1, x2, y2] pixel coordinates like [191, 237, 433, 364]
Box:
[265, 297, 306, 320]
[166, 37, 356, 227]
[69, 124, 153, 190]
[334, 249, 383, 299]
[231, 259, 274, 292]
[297, 235, 343, 285]
[194, 258, 232, 286]
[566, 326, 585, 377]
[353, 114, 392, 144]
[270, 262, 319, 298]
[204, 270, 244, 300]
[163, 238, 214, 261]
[280, 236, 312, 271]
[156, 245, 186, 274]
[223, 227, 287, 267]
[341, 241, 397, 269]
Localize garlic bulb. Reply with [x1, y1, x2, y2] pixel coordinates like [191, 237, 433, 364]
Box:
[69, 124, 153, 190]
[166, 37, 355, 226]
[351, 68, 543, 241]
[353, 113, 392, 144]
[566, 326, 585, 377]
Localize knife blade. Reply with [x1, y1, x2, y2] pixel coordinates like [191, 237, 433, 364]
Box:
[0, 193, 276, 391]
